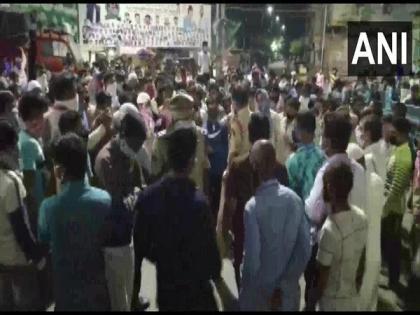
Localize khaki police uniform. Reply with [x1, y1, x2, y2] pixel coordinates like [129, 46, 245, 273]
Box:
[227, 106, 251, 165]
[151, 93, 210, 193]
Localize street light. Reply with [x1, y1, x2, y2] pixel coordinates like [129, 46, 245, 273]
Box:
[276, 16, 279, 22]
[281, 24, 286, 31]
[267, 5, 273, 15]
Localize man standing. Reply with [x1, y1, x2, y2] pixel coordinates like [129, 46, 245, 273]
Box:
[38, 134, 111, 311]
[382, 117, 413, 293]
[304, 112, 366, 310]
[286, 111, 325, 201]
[197, 41, 211, 86]
[239, 140, 311, 311]
[357, 114, 386, 311]
[228, 83, 251, 165]
[151, 93, 210, 195]
[18, 93, 49, 233]
[95, 111, 149, 311]
[43, 73, 79, 149]
[133, 127, 222, 311]
[217, 113, 289, 289]
[205, 97, 229, 218]
[277, 97, 300, 164]
[0, 121, 45, 311]
[315, 163, 368, 311]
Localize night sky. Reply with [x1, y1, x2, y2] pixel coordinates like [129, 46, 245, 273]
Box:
[226, 4, 307, 56]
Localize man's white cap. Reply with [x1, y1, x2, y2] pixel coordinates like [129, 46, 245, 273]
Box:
[137, 92, 151, 105]
[291, 71, 296, 76]
[112, 103, 139, 131]
[26, 80, 42, 92]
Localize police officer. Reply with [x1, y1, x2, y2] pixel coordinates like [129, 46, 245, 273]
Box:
[151, 92, 210, 195]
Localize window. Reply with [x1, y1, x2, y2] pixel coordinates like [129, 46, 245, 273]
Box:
[52, 41, 69, 57]
[41, 41, 53, 57]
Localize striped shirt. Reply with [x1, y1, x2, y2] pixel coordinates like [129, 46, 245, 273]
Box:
[383, 142, 413, 217]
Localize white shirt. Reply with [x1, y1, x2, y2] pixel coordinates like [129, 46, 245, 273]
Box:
[305, 153, 367, 244]
[0, 169, 28, 266]
[298, 96, 310, 112]
[317, 205, 368, 311]
[198, 51, 210, 74]
[363, 140, 391, 183]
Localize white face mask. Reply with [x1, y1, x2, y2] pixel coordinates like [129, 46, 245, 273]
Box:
[355, 125, 365, 148]
[106, 82, 118, 97]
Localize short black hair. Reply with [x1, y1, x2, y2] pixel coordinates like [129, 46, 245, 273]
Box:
[296, 110, 316, 135]
[362, 114, 382, 144]
[231, 83, 249, 109]
[248, 112, 270, 144]
[188, 5, 193, 12]
[323, 162, 354, 203]
[120, 111, 146, 141]
[18, 92, 48, 122]
[0, 91, 15, 115]
[145, 14, 151, 19]
[392, 117, 411, 136]
[286, 97, 301, 112]
[0, 120, 17, 151]
[323, 112, 352, 152]
[59, 110, 82, 135]
[51, 72, 76, 101]
[52, 133, 87, 180]
[167, 128, 197, 173]
[95, 91, 112, 110]
[103, 72, 115, 85]
[202, 41, 208, 47]
[118, 91, 136, 105]
[393, 102, 407, 118]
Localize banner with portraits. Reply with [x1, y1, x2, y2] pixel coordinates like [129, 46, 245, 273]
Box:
[78, 3, 211, 53]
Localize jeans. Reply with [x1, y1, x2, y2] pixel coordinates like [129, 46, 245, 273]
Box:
[381, 214, 403, 287]
[0, 267, 41, 311]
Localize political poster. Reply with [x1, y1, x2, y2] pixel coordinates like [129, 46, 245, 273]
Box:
[78, 3, 211, 53]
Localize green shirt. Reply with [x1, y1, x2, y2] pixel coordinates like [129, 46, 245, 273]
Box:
[383, 142, 413, 217]
[286, 143, 326, 200]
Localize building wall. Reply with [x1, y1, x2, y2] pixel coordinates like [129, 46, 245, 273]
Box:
[322, 4, 420, 76]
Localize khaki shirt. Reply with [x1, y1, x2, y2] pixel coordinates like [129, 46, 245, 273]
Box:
[228, 107, 251, 165]
[277, 113, 296, 164]
[151, 123, 210, 193]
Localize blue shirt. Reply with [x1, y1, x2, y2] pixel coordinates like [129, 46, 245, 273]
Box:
[38, 180, 111, 311]
[239, 179, 311, 311]
[18, 130, 45, 207]
[205, 119, 229, 177]
[286, 143, 325, 200]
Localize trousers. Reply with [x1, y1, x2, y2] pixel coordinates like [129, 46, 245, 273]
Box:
[381, 214, 403, 287]
[0, 267, 41, 311]
[104, 243, 134, 311]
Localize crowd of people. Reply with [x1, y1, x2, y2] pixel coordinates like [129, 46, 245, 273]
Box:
[0, 41, 420, 312]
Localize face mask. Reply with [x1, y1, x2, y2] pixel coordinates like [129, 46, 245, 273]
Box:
[355, 126, 365, 148]
[106, 82, 118, 96]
